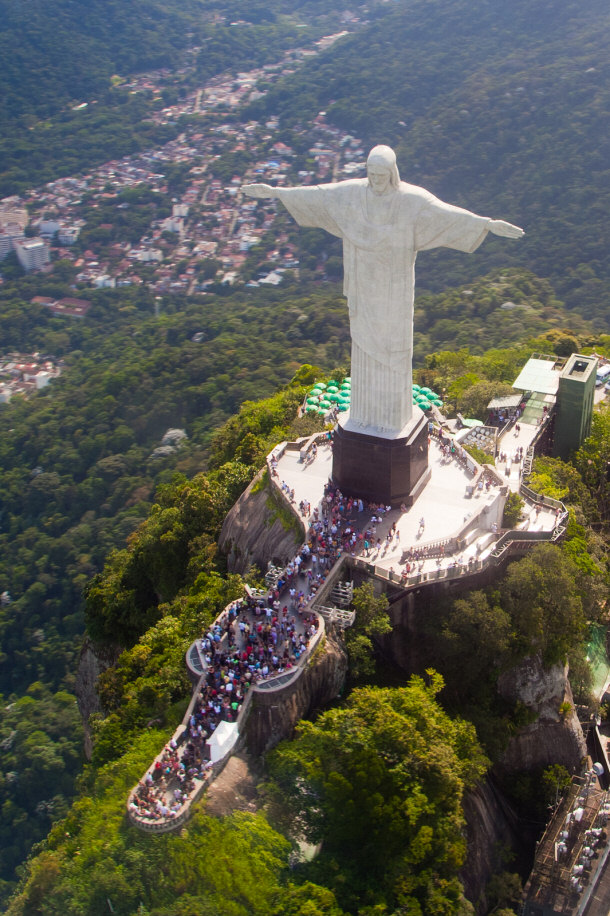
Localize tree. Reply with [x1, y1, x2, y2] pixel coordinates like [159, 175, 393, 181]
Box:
[271, 882, 345, 916]
[440, 592, 511, 702]
[574, 401, 610, 524]
[345, 581, 391, 679]
[502, 492, 524, 527]
[502, 544, 585, 665]
[266, 679, 488, 914]
[486, 872, 522, 914]
[458, 380, 515, 421]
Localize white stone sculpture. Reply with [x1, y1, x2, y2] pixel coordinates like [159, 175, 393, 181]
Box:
[243, 145, 523, 438]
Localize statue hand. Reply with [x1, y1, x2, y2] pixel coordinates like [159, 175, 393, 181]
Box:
[242, 183, 276, 199]
[488, 219, 524, 239]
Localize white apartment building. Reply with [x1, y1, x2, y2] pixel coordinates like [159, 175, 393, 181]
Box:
[13, 238, 50, 272]
[58, 226, 81, 245]
[0, 222, 26, 261]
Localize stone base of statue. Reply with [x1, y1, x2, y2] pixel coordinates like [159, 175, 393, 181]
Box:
[331, 411, 430, 507]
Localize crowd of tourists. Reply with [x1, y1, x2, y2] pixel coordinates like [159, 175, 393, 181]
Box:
[129, 576, 322, 825]
[129, 736, 210, 823]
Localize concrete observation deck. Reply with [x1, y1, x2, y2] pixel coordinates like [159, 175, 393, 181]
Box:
[274, 419, 560, 581]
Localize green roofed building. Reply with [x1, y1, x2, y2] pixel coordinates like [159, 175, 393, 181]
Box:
[553, 353, 597, 459]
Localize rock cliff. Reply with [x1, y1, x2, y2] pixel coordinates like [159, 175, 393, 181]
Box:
[461, 777, 521, 913]
[219, 470, 304, 575]
[74, 635, 122, 760]
[497, 654, 586, 773]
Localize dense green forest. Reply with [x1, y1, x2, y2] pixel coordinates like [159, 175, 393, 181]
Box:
[0, 0, 200, 127]
[0, 0, 351, 130]
[0, 0, 361, 195]
[0, 267, 588, 692]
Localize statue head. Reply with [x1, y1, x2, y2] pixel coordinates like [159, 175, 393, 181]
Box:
[366, 145, 400, 195]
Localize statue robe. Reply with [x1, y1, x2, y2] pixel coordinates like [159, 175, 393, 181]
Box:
[277, 179, 490, 437]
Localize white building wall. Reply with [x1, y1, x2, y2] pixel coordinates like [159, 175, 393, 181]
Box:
[13, 238, 50, 272]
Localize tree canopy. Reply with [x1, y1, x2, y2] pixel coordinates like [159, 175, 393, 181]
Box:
[266, 677, 487, 914]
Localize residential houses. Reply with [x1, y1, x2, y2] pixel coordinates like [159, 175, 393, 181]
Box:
[0, 352, 62, 403]
[1, 28, 368, 294]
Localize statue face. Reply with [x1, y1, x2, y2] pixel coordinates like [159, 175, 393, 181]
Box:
[367, 164, 392, 196]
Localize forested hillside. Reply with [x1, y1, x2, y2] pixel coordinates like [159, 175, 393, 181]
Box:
[246, 0, 610, 323]
[0, 0, 361, 193]
[0, 0, 347, 130]
[0, 267, 588, 698]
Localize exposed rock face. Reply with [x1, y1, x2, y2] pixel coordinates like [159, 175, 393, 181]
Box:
[74, 635, 122, 760]
[219, 470, 304, 575]
[461, 777, 521, 913]
[497, 654, 586, 772]
[204, 752, 262, 818]
[244, 628, 348, 756]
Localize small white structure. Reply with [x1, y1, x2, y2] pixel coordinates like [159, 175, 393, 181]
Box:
[34, 371, 52, 390]
[206, 721, 239, 765]
[58, 226, 81, 245]
[93, 275, 116, 288]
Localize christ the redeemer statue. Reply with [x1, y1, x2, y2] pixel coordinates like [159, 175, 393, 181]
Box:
[243, 145, 523, 439]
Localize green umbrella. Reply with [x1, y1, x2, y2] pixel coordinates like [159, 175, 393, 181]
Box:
[338, 402, 349, 411]
[329, 393, 341, 403]
[305, 405, 318, 413]
[420, 387, 433, 395]
[307, 396, 320, 405]
[317, 407, 327, 416]
[419, 398, 432, 410]
[432, 398, 443, 408]
[343, 376, 351, 383]
[412, 384, 421, 392]
[319, 399, 331, 408]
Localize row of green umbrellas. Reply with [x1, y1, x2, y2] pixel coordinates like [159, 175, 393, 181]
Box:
[413, 383, 443, 410]
[305, 378, 443, 415]
[305, 378, 351, 415]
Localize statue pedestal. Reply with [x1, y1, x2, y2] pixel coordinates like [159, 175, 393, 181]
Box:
[331, 412, 430, 506]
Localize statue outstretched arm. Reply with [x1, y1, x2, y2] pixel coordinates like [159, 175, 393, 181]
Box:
[488, 219, 525, 239]
[242, 183, 280, 200]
